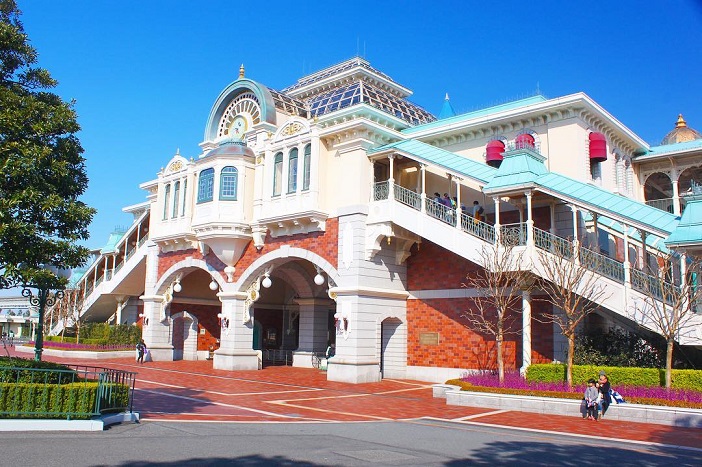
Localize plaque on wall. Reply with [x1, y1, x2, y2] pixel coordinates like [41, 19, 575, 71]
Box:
[419, 332, 439, 345]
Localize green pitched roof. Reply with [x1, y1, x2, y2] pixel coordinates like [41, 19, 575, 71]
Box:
[438, 94, 457, 119]
[369, 139, 496, 184]
[482, 148, 548, 193]
[100, 230, 126, 255]
[665, 196, 702, 247]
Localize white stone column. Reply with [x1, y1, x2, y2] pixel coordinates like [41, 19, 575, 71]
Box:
[388, 154, 395, 198]
[570, 204, 580, 263]
[672, 179, 681, 216]
[493, 197, 501, 245]
[520, 288, 532, 375]
[213, 292, 259, 371]
[623, 225, 631, 286]
[455, 177, 463, 226]
[310, 127, 321, 205]
[293, 298, 332, 368]
[420, 164, 427, 213]
[139, 295, 173, 361]
[525, 191, 534, 249]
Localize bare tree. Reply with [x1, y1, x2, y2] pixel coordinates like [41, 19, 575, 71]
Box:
[634, 252, 702, 389]
[535, 244, 610, 387]
[48, 288, 84, 342]
[461, 243, 532, 383]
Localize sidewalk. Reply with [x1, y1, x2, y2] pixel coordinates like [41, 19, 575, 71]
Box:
[2, 347, 701, 450]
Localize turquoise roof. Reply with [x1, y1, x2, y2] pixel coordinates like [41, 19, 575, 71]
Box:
[634, 138, 702, 160]
[372, 138, 680, 237]
[67, 266, 88, 288]
[369, 139, 496, 184]
[482, 148, 548, 193]
[536, 173, 679, 235]
[665, 196, 702, 247]
[100, 230, 126, 255]
[402, 95, 548, 135]
[438, 94, 457, 119]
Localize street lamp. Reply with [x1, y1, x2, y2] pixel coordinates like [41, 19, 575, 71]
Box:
[22, 266, 69, 361]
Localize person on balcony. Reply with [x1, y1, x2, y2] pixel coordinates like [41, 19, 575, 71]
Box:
[473, 201, 484, 223]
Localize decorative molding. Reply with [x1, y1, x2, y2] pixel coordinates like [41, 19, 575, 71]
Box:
[243, 277, 261, 324]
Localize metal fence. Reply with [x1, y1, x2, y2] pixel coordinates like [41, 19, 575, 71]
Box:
[261, 349, 293, 366]
[0, 364, 136, 420]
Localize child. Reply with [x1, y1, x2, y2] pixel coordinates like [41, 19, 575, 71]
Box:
[136, 339, 147, 364]
[584, 378, 599, 421]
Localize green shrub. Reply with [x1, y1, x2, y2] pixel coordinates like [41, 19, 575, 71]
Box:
[0, 357, 79, 384]
[526, 363, 702, 391]
[0, 381, 131, 419]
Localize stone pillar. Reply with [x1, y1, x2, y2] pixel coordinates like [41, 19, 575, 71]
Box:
[570, 204, 580, 263]
[213, 292, 259, 371]
[293, 298, 332, 368]
[493, 197, 501, 244]
[520, 288, 532, 376]
[420, 164, 427, 213]
[139, 295, 173, 361]
[672, 179, 681, 216]
[525, 191, 534, 249]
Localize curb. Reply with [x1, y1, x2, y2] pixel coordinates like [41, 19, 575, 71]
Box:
[0, 411, 139, 432]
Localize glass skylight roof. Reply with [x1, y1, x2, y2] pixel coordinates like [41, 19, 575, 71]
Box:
[308, 82, 435, 126]
[269, 89, 308, 117]
[282, 57, 399, 94]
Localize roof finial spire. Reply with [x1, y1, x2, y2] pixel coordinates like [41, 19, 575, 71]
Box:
[175, 148, 180, 156]
[676, 114, 687, 128]
[239, 63, 245, 79]
[445, 93, 450, 100]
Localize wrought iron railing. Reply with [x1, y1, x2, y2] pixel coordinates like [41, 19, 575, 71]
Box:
[533, 227, 574, 259]
[630, 268, 679, 304]
[579, 246, 626, 283]
[0, 364, 136, 419]
[425, 198, 456, 225]
[373, 181, 390, 201]
[500, 223, 527, 246]
[460, 213, 495, 243]
[261, 349, 294, 366]
[393, 184, 421, 210]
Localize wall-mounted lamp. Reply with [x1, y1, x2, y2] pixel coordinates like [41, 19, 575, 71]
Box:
[209, 279, 219, 291]
[173, 280, 182, 293]
[313, 266, 325, 286]
[138, 312, 149, 326]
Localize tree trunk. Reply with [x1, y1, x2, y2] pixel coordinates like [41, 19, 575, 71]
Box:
[566, 333, 575, 387]
[665, 337, 674, 389]
[496, 330, 504, 384]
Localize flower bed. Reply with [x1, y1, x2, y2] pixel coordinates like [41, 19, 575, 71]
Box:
[447, 371, 702, 409]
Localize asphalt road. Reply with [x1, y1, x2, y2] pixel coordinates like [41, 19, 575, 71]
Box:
[1, 419, 699, 466]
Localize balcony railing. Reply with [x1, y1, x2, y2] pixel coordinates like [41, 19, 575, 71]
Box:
[500, 223, 527, 246]
[460, 213, 495, 243]
[579, 246, 626, 283]
[534, 227, 574, 259]
[393, 184, 421, 210]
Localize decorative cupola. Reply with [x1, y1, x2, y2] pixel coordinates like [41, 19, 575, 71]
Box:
[588, 132, 607, 162]
[660, 114, 702, 145]
[486, 139, 506, 168]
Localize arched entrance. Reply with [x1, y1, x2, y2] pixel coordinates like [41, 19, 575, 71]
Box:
[644, 172, 673, 212]
[250, 257, 336, 368]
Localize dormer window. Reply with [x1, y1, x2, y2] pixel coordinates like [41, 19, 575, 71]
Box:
[197, 168, 215, 203]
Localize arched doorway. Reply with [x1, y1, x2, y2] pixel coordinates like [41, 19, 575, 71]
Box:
[644, 172, 673, 212]
[251, 258, 336, 368]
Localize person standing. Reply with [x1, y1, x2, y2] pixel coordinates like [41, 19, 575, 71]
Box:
[472, 201, 484, 222]
[136, 339, 147, 364]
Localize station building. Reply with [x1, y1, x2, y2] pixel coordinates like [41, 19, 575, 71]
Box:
[64, 58, 702, 383]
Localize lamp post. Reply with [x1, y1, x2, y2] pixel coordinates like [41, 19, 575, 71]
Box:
[22, 267, 68, 361]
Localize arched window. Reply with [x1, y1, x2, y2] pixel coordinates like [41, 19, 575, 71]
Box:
[303, 144, 311, 191]
[163, 184, 171, 220]
[288, 148, 298, 193]
[220, 166, 238, 200]
[172, 181, 180, 218]
[181, 180, 187, 216]
[273, 152, 283, 196]
[197, 168, 215, 203]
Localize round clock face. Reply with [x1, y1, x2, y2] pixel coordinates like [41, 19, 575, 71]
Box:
[230, 115, 248, 140]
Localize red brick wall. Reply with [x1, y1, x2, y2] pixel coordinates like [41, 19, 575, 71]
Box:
[157, 218, 339, 283]
[407, 297, 553, 369]
[407, 240, 480, 290]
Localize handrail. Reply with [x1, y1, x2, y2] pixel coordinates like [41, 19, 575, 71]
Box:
[373, 181, 389, 201]
[500, 223, 527, 246]
[579, 246, 626, 283]
[460, 213, 495, 243]
[534, 227, 574, 259]
[425, 198, 455, 225]
[393, 184, 421, 210]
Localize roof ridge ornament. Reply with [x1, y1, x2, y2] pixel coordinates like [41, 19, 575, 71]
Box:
[239, 63, 245, 79]
[676, 114, 687, 128]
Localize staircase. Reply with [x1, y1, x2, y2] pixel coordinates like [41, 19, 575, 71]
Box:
[369, 181, 702, 346]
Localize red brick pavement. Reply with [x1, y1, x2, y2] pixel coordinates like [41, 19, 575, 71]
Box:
[7, 347, 702, 450]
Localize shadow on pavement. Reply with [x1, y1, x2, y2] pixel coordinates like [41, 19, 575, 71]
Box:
[446, 440, 691, 466]
[117, 456, 324, 466]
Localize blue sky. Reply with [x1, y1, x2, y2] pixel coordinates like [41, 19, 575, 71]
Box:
[17, 0, 702, 250]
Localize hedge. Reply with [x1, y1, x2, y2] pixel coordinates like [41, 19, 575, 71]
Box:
[526, 364, 702, 392]
[0, 382, 129, 419]
[0, 357, 79, 384]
